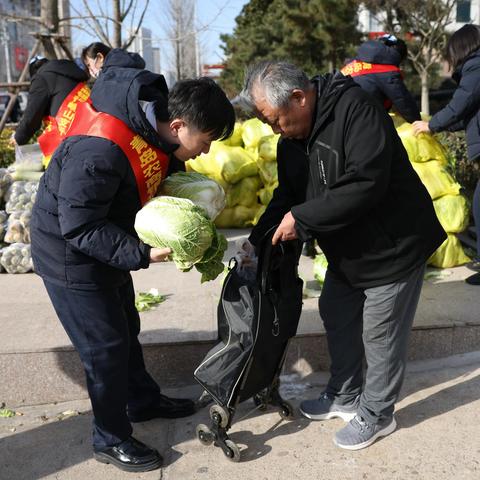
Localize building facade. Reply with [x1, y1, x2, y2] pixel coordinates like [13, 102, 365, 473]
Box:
[0, 0, 73, 84]
[0, 0, 40, 83]
[130, 27, 154, 72]
[358, 1, 480, 36]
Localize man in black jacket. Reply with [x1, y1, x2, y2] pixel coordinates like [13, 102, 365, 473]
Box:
[239, 61, 445, 450]
[31, 49, 235, 472]
[14, 56, 88, 145]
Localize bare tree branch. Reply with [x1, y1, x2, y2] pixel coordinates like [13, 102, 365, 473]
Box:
[123, 0, 135, 21]
[361, 0, 456, 114]
[75, 0, 111, 45]
[0, 12, 43, 26]
[123, 0, 150, 49]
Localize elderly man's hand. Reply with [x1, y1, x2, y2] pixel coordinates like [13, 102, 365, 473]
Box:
[412, 121, 430, 135]
[272, 211, 298, 245]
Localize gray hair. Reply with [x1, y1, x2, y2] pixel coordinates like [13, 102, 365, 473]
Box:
[239, 61, 311, 112]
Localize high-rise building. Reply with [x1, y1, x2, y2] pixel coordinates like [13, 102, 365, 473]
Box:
[130, 27, 154, 72]
[152, 47, 161, 74]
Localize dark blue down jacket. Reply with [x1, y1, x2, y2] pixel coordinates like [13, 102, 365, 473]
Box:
[429, 49, 480, 161]
[30, 49, 180, 290]
[350, 40, 421, 123]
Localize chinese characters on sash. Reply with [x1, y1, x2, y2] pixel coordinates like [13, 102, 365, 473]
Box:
[129, 135, 164, 199]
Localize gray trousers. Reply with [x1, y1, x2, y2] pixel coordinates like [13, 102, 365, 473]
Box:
[319, 263, 425, 424]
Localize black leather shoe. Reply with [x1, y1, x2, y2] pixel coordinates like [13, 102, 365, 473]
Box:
[128, 394, 196, 422]
[94, 436, 162, 472]
[466, 272, 480, 285]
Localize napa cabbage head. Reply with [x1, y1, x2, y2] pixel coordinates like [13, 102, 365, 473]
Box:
[160, 172, 226, 220]
[135, 196, 215, 270]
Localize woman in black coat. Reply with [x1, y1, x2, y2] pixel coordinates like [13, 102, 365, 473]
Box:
[413, 24, 480, 285]
[13, 56, 89, 145]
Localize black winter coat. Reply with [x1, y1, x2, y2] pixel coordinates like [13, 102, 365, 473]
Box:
[14, 60, 88, 145]
[429, 49, 480, 161]
[30, 49, 182, 290]
[250, 73, 446, 288]
[350, 40, 421, 123]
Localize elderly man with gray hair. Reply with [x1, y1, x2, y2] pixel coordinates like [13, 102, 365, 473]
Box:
[238, 61, 446, 450]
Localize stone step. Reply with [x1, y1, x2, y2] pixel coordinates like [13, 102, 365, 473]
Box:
[1, 230, 479, 407]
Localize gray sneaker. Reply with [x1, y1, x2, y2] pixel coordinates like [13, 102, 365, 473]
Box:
[334, 415, 397, 450]
[300, 392, 359, 421]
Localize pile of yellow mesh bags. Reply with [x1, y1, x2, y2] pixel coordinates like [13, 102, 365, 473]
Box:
[187, 118, 280, 228]
[188, 115, 471, 269]
[396, 122, 470, 268]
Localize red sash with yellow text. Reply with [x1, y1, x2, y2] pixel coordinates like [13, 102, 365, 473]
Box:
[38, 83, 91, 159]
[66, 100, 169, 205]
[341, 60, 401, 77]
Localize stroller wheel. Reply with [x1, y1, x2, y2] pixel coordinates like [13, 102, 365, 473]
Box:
[224, 439, 241, 462]
[210, 404, 229, 428]
[279, 401, 294, 420]
[196, 423, 214, 446]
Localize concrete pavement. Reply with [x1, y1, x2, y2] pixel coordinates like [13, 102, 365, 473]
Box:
[1, 351, 479, 480]
[1, 229, 480, 407]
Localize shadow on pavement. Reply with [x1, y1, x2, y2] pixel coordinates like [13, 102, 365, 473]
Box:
[396, 370, 480, 429]
[228, 416, 309, 462]
[159, 399, 310, 466]
[1, 412, 93, 479]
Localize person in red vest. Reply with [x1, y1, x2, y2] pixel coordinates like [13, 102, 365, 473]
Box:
[342, 34, 421, 123]
[13, 55, 89, 162]
[12, 43, 112, 165]
[30, 49, 235, 473]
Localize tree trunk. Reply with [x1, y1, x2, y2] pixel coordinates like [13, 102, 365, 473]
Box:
[40, 0, 59, 58]
[41, 0, 59, 31]
[176, 38, 181, 80]
[112, 0, 122, 48]
[420, 70, 429, 116]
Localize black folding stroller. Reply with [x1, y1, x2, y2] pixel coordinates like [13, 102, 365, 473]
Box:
[194, 227, 303, 462]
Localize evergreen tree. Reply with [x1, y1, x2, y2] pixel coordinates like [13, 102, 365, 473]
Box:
[219, 0, 361, 96]
[219, 0, 274, 97]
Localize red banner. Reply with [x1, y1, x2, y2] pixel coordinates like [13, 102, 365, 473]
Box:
[14, 45, 29, 71]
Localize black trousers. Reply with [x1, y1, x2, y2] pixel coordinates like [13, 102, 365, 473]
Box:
[43, 275, 161, 448]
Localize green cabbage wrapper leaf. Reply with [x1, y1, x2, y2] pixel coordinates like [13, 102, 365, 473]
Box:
[135, 289, 166, 312]
[135, 196, 214, 270]
[195, 230, 228, 283]
[313, 252, 328, 286]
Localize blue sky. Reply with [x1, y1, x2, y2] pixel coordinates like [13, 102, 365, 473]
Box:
[69, 0, 247, 67]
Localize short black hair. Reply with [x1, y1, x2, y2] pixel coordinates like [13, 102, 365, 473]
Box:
[164, 77, 235, 141]
[29, 56, 49, 78]
[446, 24, 480, 70]
[81, 42, 111, 62]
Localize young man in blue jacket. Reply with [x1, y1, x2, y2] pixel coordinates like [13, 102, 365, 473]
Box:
[239, 61, 445, 451]
[30, 49, 235, 472]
